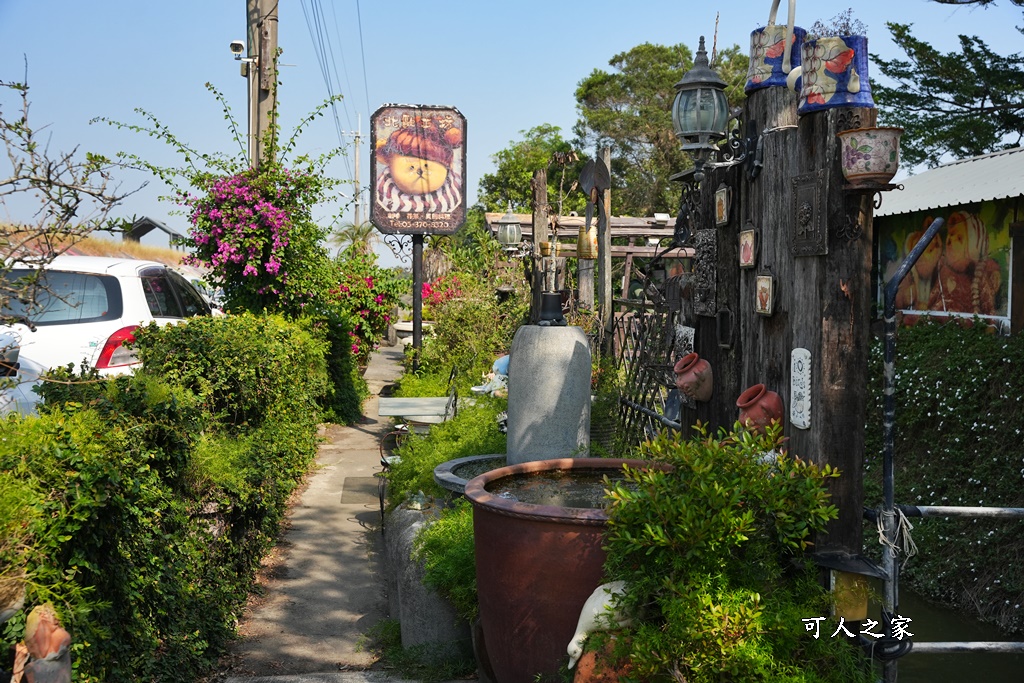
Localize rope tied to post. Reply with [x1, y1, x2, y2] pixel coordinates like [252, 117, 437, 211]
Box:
[877, 508, 919, 568]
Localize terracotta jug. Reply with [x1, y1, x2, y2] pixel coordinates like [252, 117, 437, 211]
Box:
[736, 383, 784, 433]
[673, 353, 713, 402]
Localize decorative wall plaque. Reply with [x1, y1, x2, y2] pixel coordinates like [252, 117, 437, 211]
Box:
[755, 273, 775, 316]
[693, 229, 717, 317]
[790, 348, 811, 429]
[739, 228, 757, 268]
[714, 184, 731, 227]
[791, 170, 827, 256]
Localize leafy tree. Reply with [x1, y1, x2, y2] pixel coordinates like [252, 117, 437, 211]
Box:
[328, 220, 379, 257]
[872, 22, 1024, 167]
[574, 42, 748, 217]
[476, 124, 587, 215]
[1, 76, 133, 324]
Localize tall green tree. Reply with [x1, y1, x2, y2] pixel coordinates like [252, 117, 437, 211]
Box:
[573, 42, 748, 217]
[872, 22, 1024, 167]
[476, 124, 587, 215]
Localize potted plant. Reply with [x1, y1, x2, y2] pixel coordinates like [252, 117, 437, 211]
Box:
[836, 125, 904, 186]
[792, 9, 874, 115]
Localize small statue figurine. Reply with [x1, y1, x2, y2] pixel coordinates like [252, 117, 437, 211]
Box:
[12, 603, 72, 683]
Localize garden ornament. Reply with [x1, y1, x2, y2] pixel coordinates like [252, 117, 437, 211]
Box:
[566, 580, 634, 669]
[11, 603, 72, 683]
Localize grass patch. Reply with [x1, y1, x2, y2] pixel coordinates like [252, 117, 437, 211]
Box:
[362, 618, 476, 683]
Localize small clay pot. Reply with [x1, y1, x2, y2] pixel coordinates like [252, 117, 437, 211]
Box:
[573, 634, 633, 683]
[673, 353, 713, 402]
[736, 383, 784, 433]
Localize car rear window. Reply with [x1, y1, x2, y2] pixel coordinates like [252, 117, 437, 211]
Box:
[2, 269, 124, 326]
[140, 268, 184, 318]
[167, 270, 211, 317]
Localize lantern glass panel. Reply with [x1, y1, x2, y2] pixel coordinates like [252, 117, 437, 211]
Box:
[497, 221, 521, 247]
[673, 86, 729, 139]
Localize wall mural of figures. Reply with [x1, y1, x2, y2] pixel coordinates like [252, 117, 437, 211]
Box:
[878, 201, 1011, 327]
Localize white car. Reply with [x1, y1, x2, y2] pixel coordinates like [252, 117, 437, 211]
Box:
[1, 255, 212, 415]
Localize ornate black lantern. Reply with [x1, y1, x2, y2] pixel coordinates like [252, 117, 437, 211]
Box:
[672, 36, 730, 183]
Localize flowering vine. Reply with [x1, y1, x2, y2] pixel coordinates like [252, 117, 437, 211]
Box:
[336, 250, 403, 364]
[182, 165, 334, 316]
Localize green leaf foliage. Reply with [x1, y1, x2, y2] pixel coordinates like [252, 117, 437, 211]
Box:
[872, 22, 1024, 167]
[476, 124, 588, 215]
[131, 312, 327, 434]
[386, 399, 507, 504]
[603, 426, 870, 682]
[412, 500, 478, 622]
[414, 269, 529, 382]
[3, 314, 327, 681]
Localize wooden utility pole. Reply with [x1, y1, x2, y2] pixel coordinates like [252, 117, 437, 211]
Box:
[246, 0, 278, 169]
[354, 116, 362, 225]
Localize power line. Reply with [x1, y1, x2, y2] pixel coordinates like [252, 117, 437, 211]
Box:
[355, 0, 371, 121]
[299, 0, 353, 179]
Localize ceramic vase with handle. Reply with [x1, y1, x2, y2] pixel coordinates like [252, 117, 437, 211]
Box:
[794, 34, 874, 114]
[736, 383, 784, 433]
[745, 0, 805, 93]
[673, 352, 713, 403]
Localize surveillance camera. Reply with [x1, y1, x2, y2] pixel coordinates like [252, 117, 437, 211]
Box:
[229, 40, 245, 57]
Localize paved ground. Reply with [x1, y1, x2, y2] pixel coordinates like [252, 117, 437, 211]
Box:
[222, 345, 439, 683]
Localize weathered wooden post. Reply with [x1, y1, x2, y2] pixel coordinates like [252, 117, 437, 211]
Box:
[676, 74, 874, 559]
[531, 168, 549, 322]
[598, 147, 613, 351]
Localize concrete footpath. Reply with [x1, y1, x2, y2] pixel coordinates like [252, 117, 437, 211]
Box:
[223, 345, 457, 683]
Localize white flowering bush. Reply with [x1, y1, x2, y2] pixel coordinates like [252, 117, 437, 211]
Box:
[865, 319, 1024, 632]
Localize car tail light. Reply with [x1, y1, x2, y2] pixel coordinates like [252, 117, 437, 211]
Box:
[96, 325, 141, 369]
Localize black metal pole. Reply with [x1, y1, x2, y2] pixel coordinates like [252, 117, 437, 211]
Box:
[880, 216, 944, 682]
[412, 234, 424, 373]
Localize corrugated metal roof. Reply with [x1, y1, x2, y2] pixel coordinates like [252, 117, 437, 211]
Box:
[875, 146, 1024, 217]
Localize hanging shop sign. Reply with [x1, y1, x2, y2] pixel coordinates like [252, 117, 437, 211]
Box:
[370, 104, 466, 235]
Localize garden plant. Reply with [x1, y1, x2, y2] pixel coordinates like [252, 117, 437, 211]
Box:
[595, 424, 875, 683]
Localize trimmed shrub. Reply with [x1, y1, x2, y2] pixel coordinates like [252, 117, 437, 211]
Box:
[3, 314, 328, 681]
[385, 398, 506, 504]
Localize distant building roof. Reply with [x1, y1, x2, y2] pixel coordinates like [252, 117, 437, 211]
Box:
[126, 216, 185, 244]
[876, 147, 1024, 217]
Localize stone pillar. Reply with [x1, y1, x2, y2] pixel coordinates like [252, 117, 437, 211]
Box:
[507, 325, 592, 464]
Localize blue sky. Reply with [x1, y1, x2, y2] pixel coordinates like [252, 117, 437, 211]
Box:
[0, 0, 1020, 266]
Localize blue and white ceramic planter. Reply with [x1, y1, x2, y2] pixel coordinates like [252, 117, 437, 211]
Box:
[746, 23, 807, 93]
[797, 35, 875, 114]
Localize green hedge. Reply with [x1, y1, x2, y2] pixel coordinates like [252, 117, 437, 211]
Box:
[1, 313, 330, 681]
[865, 320, 1024, 633]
